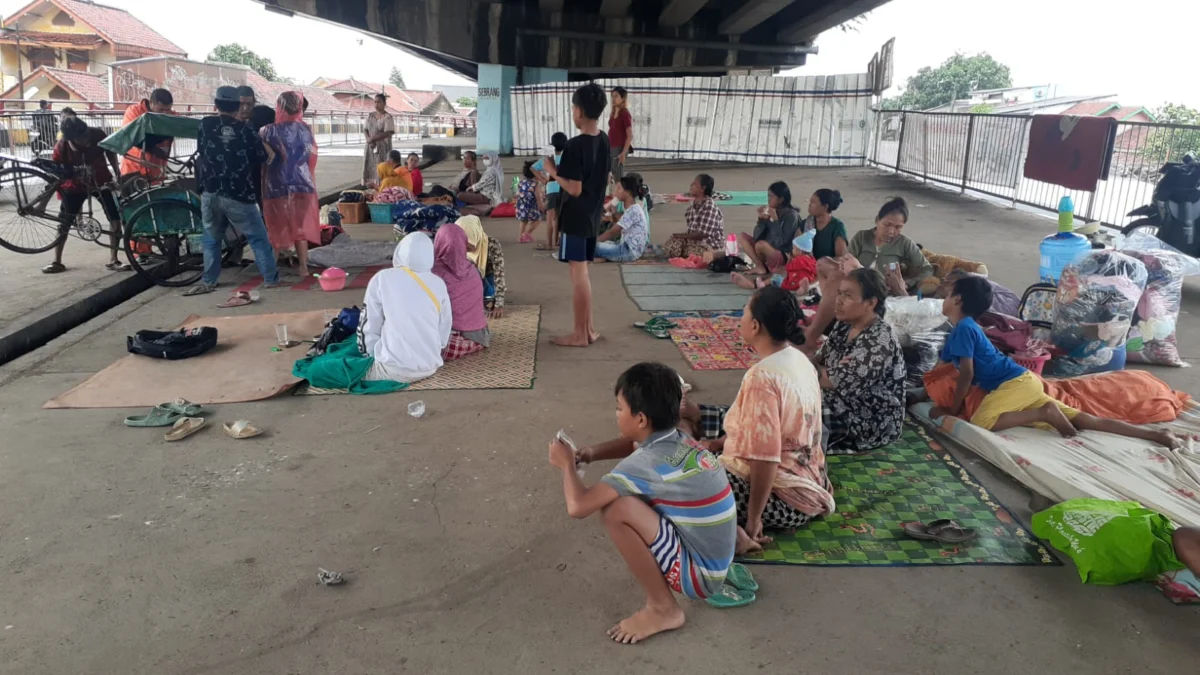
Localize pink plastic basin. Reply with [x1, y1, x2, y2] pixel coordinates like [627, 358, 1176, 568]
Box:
[318, 267, 347, 292]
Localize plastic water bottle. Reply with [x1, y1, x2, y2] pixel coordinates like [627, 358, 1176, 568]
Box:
[724, 234, 738, 257]
[1039, 196, 1091, 283]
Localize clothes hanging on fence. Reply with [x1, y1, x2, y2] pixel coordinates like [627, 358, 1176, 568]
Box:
[1023, 115, 1118, 191]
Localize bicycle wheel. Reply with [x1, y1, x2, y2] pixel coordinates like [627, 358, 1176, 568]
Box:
[1121, 218, 1159, 239]
[0, 165, 69, 254]
[124, 198, 208, 287]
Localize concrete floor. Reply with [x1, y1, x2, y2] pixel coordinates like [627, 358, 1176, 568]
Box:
[0, 163, 1197, 674]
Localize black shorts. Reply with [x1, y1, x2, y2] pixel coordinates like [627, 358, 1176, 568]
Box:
[61, 189, 119, 230]
[558, 233, 596, 263]
[546, 192, 562, 211]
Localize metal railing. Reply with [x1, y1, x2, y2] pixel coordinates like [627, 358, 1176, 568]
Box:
[0, 108, 476, 163]
[869, 110, 1200, 228]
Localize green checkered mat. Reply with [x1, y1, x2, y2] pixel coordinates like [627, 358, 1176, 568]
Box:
[738, 423, 1058, 567]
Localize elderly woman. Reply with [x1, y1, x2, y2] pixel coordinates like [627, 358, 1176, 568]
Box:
[679, 286, 834, 554]
[260, 91, 320, 278]
[362, 94, 394, 184]
[738, 181, 802, 276]
[359, 233, 453, 383]
[432, 223, 491, 359]
[665, 173, 724, 259]
[457, 151, 504, 217]
[848, 196, 933, 296]
[815, 268, 906, 453]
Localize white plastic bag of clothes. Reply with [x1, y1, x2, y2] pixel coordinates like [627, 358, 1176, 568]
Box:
[1121, 231, 1200, 367]
[1046, 250, 1147, 376]
[884, 297, 946, 346]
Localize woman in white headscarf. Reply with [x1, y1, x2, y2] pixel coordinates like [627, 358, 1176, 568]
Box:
[358, 234, 453, 383]
[459, 150, 504, 217]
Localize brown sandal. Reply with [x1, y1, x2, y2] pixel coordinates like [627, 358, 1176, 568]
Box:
[903, 519, 977, 544]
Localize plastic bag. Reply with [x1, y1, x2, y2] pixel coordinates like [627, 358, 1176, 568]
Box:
[902, 330, 947, 387]
[1046, 251, 1146, 376]
[1120, 231, 1200, 367]
[884, 297, 946, 346]
[1031, 498, 1184, 585]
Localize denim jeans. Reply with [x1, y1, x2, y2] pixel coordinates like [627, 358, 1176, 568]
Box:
[595, 240, 640, 263]
[201, 193, 278, 286]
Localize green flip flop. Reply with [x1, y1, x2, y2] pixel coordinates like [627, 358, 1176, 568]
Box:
[705, 583, 757, 609]
[634, 317, 677, 330]
[725, 562, 759, 592]
[124, 407, 185, 428]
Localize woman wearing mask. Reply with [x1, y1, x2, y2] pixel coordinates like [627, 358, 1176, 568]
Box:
[737, 181, 801, 276]
[459, 151, 504, 218]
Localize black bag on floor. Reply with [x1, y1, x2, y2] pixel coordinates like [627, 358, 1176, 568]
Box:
[127, 327, 218, 360]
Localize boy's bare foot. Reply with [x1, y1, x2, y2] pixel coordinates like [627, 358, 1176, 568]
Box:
[1040, 403, 1077, 438]
[606, 605, 685, 645]
[552, 334, 590, 347]
[735, 526, 763, 555]
[1150, 429, 1182, 450]
[588, 331, 601, 344]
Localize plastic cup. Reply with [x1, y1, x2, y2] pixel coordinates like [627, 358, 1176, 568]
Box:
[274, 324, 288, 345]
[407, 401, 425, 418]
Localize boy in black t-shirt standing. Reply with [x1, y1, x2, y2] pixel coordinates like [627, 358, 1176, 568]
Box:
[545, 83, 611, 347]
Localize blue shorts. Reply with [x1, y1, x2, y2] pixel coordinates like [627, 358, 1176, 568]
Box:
[558, 233, 596, 263]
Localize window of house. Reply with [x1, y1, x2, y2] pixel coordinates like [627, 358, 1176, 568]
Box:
[27, 47, 57, 70]
[52, 11, 76, 27]
[47, 85, 69, 100]
[66, 51, 87, 71]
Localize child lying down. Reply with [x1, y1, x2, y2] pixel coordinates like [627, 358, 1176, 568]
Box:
[929, 276, 1181, 449]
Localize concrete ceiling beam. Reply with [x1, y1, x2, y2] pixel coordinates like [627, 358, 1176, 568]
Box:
[539, 0, 564, 10]
[718, 0, 792, 34]
[777, 0, 886, 43]
[659, 0, 713, 27]
[600, 0, 632, 18]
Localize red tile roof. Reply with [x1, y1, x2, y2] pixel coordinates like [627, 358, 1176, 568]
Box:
[244, 71, 346, 112]
[0, 65, 109, 102]
[0, 29, 104, 47]
[4, 1, 186, 57]
[323, 78, 381, 94]
[1104, 106, 1152, 121]
[403, 90, 445, 111]
[1061, 101, 1118, 117]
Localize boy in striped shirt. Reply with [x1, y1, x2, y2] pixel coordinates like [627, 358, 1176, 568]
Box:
[548, 362, 737, 644]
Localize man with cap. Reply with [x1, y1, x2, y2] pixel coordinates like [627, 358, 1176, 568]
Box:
[42, 117, 125, 274]
[185, 85, 279, 295]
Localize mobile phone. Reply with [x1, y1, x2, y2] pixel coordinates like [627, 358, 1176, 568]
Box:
[556, 429, 587, 477]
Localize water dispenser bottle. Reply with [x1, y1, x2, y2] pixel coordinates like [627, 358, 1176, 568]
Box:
[1039, 196, 1091, 283]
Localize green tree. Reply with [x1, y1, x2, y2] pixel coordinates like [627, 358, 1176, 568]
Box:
[456, 96, 477, 108]
[388, 67, 406, 89]
[881, 53, 1012, 111]
[1142, 103, 1200, 163]
[207, 43, 278, 81]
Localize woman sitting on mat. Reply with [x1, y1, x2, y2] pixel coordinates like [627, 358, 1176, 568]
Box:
[814, 268, 906, 453]
[377, 149, 414, 191]
[806, 188, 847, 261]
[458, 151, 504, 218]
[456, 215, 507, 319]
[737, 181, 801, 276]
[359, 233, 453, 383]
[847, 196, 933, 297]
[432, 222, 491, 360]
[678, 286, 834, 554]
[665, 174, 724, 259]
[595, 173, 649, 263]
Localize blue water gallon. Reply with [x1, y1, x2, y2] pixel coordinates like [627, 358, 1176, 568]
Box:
[1039, 231, 1091, 283]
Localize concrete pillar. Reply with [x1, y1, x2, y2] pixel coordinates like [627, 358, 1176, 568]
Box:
[477, 64, 517, 155]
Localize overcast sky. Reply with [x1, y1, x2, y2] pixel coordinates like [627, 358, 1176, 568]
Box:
[3, 0, 1198, 111]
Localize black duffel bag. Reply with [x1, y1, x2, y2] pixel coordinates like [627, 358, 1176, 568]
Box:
[127, 327, 218, 360]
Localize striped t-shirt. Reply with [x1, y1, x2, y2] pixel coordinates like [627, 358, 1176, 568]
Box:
[602, 429, 736, 597]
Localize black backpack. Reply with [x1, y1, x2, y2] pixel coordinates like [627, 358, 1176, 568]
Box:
[127, 327, 218, 360]
[707, 256, 747, 274]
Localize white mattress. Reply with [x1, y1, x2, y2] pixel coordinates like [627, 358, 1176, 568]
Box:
[909, 401, 1200, 528]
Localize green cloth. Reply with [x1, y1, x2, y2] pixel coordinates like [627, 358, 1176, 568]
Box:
[1032, 498, 1184, 585]
[99, 113, 200, 155]
[848, 229, 934, 290]
[809, 216, 847, 260]
[292, 337, 409, 395]
[715, 191, 768, 206]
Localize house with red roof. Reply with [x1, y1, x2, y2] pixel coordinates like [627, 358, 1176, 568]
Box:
[0, 0, 185, 108]
[320, 77, 457, 116]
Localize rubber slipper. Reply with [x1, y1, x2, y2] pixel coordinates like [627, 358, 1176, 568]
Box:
[223, 420, 262, 439]
[725, 562, 759, 592]
[124, 407, 184, 428]
[903, 519, 977, 544]
[634, 317, 677, 330]
[156, 399, 203, 416]
[705, 584, 756, 609]
[164, 417, 206, 442]
[643, 326, 671, 339]
[105, 261, 132, 272]
[217, 290, 260, 308]
[41, 262, 66, 274]
[182, 283, 216, 297]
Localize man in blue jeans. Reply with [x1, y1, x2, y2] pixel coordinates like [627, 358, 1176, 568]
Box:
[185, 86, 279, 295]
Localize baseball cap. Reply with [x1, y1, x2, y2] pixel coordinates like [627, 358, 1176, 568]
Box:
[215, 86, 240, 103]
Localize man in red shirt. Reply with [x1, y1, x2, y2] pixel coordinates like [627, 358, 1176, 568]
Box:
[46, 117, 124, 273]
[118, 88, 174, 181]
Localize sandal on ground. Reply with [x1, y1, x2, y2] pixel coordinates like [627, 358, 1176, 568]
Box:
[518, 234, 534, 244]
[534, 243, 555, 251]
[124, 407, 185, 428]
[182, 283, 217, 297]
[705, 584, 757, 609]
[223, 420, 263, 439]
[156, 399, 203, 416]
[164, 417, 206, 442]
[903, 519, 977, 544]
[41, 262, 66, 274]
[217, 290, 260, 308]
[724, 562, 759, 592]
[105, 261, 132, 271]
[633, 317, 677, 330]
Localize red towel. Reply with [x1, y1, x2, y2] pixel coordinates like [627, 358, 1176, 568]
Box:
[1023, 115, 1117, 191]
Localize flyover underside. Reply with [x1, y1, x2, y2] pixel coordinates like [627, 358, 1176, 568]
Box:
[256, 0, 890, 80]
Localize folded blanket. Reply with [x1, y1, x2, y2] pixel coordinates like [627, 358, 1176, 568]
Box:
[923, 364, 1190, 424]
[292, 338, 408, 395]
